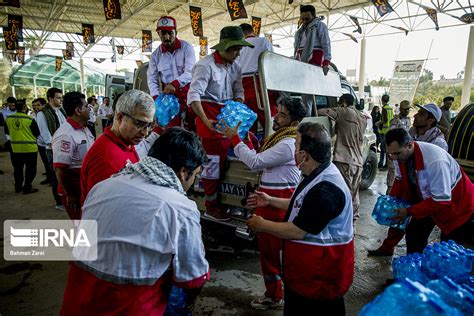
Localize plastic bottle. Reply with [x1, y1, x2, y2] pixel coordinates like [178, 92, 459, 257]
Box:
[216, 100, 257, 139]
[164, 286, 189, 316]
[155, 94, 180, 127]
[426, 277, 474, 316]
[371, 195, 411, 229]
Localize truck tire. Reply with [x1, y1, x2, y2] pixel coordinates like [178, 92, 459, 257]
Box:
[360, 150, 378, 190]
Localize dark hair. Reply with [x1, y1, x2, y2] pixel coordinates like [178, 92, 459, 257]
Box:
[279, 97, 307, 122]
[47, 87, 62, 101]
[371, 106, 380, 114]
[148, 127, 207, 179]
[239, 23, 254, 34]
[381, 94, 390, 104]
[63, 92, 86, 117]
[15, 99, 26, 112]
[6, 96, 16, 103]
[104, 97, 110, 101]
[300, 4, 316, 16]
[443, 96, 454, 102]
[339, 94, 354, 106]
[426, 111, 437, 128]
[35, 98, 47, 105]
[87, 97, 94, 104]
[385, 128, 412, 147]
[297, 122, 332, 164]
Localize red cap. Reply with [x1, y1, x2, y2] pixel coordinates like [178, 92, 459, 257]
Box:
[156, 16, 177, 31]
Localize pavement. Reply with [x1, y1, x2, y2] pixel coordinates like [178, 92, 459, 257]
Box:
[0, 150, 435, 315]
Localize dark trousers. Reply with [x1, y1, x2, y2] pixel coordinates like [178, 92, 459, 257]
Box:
[441, 215, 474, 246]
[378, 134, 387, 167]
[86, 122, 96, 138]
[38, 145, 52, 180]
[101, 119, 111, 132]
[46, 149, 63, 205]
[5, 140, 14, 168]
[12, 152, 37, 192]
[284, 287, 345, 316]
[405, 217, 435, 254]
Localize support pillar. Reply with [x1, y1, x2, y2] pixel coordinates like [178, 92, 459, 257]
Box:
[461, 25, 474, 108]
[79, 57, 85, 93]
[11, 85, 16, 98]
[358, 37, 367, 101]
[33, 79, 38, 98]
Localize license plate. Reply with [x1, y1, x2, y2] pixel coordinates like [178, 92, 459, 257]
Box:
[219, 182, 246, 197]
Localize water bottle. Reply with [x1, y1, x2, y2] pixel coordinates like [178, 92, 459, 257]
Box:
[426, 277, 474, 316]
[371, 195, 411, 229]
[164, 286, 190, 316]
[155, 94, 180, 127]
[217, 100, 257, 139]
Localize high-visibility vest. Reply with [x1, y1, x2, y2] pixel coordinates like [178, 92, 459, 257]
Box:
[6, 113, 38, 153]
[379, 105, 394, 135]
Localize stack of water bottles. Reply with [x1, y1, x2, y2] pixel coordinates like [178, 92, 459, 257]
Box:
[155, 94, 180, 127]
[361, 241, 474, 315]
[371, 195, 411, 230]
[216, 100, 257, 139]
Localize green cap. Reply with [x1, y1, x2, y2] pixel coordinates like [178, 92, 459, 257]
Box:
[211, 26, 255, 51]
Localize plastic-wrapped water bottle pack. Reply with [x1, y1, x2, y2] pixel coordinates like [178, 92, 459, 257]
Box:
[359, 278, 464, 316]
[155, 94, 180, 127]
[371, 195, 411, 229]
[426, 277, 474, 315]
[216, 100, 257, 139]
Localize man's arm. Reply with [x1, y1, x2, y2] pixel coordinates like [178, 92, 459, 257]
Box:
[36, 111, 53, 148]
[147, 50, 162, 98]
[175, 43, 196, 87]
[30, 119, 40, 138]
[232, 64, 244, 102]
[317, 107, 339, 120]
[247, 217, 307, 240]
[318, 22, 332, 66]
[188, 63, 217, 132]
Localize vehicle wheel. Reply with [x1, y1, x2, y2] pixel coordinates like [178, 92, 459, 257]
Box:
[360, 150, 378, 190]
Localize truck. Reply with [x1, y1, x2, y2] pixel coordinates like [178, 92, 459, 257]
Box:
[134, 52, 378, 239]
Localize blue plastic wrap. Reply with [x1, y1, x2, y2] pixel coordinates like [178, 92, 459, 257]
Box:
[216, 100, 257, 139]
[371, 195, 411, 230]
[155, 94, 180, 127]
[426, 277, 474, 316]
[164, 286, 190, 316]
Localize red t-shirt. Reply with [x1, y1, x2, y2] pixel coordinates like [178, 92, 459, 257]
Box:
[80, 127, 139, 206]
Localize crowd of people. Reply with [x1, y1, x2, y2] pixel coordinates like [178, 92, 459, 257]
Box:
[0, 4, 473, 315]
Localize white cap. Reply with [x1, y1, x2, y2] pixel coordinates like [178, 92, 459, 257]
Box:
[416, 103, 442, 122]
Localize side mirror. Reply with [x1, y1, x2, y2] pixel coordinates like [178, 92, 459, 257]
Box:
[357, 98, 365, 110]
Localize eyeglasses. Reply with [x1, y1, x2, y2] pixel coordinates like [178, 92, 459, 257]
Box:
[122, 112, 154, 130]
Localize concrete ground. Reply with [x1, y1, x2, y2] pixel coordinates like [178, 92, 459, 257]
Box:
[0, 150, 423, 315]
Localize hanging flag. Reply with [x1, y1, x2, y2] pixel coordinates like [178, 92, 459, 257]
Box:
[3, 26, 18, 50]
[16, 46, 25, 64]
[103, 0, 121, 20]
[0, 0, 20, 8]
[93, 58, 106, 63]
[141, 30, 152, 52]
[389, 25, 409, 35]
[82, 24, 95, 45]
[55, 57, 63, 71]
[264, 33, 273, 44]
[342, 32, 358, 43]
[66, 42, 74, 57]
[8, 51, 17, 63]
[423, 7, 439, 30]
[117, 45, 125, 55]
[110, 38, 117, 62]
[62, 49, 72, 60]
[199, 36, 208, 59]
[349, 16, 362, 34]
[459, 13, 474, 24]
[252, 16, 262, 36]
[8, 14, 23, 42]
[227, 0, 248, 21]
[189, 6, 203, 37]
[371, 0, 393, 17]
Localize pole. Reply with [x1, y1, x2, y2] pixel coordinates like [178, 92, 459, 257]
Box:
[461, 26, 474, 108]
[33, 78, 38, 98]
[80, 57, 85, 93]
[11, 85, 16, 98]
[358, 37, 367, 100]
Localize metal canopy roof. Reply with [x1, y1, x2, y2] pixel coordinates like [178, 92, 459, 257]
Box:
[10, 54, 105, 89]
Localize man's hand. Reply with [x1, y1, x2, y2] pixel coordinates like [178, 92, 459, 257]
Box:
[162, 84, 176, 95]
[323, 65, 329, 76]
[66, 195, 80, 216]
[389, 207, 408, 225]
[247, 190, 271, 208]
[203, 118, 217, 133]
[247, 214, 266, 233]
[219, 120, 241, 139]
[233, 98, 244, 103]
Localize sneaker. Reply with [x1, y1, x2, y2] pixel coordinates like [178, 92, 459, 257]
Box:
[250, 296, 284, 310]
[23, 188, 39, 194]
[55, 204, 66, 211]
[367, 248, 393, 257]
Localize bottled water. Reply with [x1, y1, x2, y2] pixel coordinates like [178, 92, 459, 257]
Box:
[164, 286, 190, 316]
[216, 100, 257, 139]
[155, 94, 180, 127]
[359, 279, 463, 316]
[371, 195, 411, 229]
[392, 253, 427, 283]
[426, 277, 474, 316]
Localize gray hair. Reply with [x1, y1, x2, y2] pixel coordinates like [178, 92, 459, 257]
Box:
[114, 90, 155, 117]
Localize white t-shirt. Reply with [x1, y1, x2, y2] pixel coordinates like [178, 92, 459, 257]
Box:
[238, 36, 273, 74]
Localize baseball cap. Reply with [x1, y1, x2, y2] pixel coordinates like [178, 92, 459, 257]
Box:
[156, 16, 177, 31]
[399, 100, 411, 109]
[416, 103, 442, 122]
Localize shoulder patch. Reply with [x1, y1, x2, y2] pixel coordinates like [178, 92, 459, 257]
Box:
[60, 140, 71, 153]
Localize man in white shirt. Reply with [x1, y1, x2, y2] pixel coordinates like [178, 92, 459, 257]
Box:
[32, 98, 51, 185]
[188, 26, 254, 220]
[97, 97, 113, 131]
[52, 92, 94, 220]
[238, 23, 276, 133]
[221, 97, 306, 310]
[148, 16, 196, 130]
[86, 96, 97, 138]
[36, 87, 67, 209]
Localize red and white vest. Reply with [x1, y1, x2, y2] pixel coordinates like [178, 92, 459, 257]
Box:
[283, 163, 354, 300]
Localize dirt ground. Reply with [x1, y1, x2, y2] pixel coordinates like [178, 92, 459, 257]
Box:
[0, 149, 424, 315]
